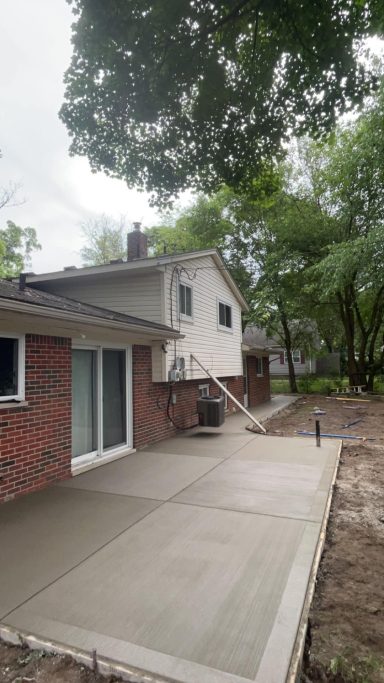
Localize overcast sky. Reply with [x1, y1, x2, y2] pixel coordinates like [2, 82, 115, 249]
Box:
[0, 0, 167, 273]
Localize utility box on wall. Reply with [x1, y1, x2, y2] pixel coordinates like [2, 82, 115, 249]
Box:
[197, 396, 225, 427]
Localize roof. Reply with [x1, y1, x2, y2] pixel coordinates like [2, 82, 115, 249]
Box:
[243, 323, 320, 353]
[23, 248, 249, 311]
[242, 326, 284, 353]
[0, 279, 182, 338]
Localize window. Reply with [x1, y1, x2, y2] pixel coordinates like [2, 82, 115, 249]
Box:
[284, 350, 301, 364]
[218, 301, 232, 330]
[72, 344, 131, 461]
[0, 334, 25, 401]
[256, 357, 263, 376]
[221, 381, 228, 410]
[179, 283, 193, 319]
[198, 384, 210, 397]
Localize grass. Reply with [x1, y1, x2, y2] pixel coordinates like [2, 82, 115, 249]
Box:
[328, 651, 383, 682]
[271, 375, 384, 395]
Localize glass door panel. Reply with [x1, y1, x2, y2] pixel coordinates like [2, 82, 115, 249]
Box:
[102, 349, 127, 450]
[72, 349, 97, 458]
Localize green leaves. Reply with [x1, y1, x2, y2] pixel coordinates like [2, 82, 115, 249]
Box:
[61, 0, 376, 204]
[80, 214, 126, 266]
[0, 221, 41, 278]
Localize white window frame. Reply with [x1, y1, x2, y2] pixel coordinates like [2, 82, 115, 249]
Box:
[0, 333, 25, 402]
[284, 350, 301, 364]
[217, 299, 233, 332]
[72, 341, 132, 466]
[198, 384, 210, 398]
[256, 357, 264, 377]
[221, 381, 228, 410]
[178, 282, 193, 322]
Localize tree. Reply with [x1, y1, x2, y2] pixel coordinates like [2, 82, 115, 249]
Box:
[0, 221, 41, 278]
[294, 85, 384, 389]
[147, 186, 323, 392]
[80, 214, 126, 266]
[60, 0, 376, 204]
[0, 150, 24, 211]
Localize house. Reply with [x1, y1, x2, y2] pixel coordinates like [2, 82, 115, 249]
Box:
[0, 226, 270, 503]
[0, 279, 183, 503]
[269, 349, 316, 377]
[243, 325, 317, 378]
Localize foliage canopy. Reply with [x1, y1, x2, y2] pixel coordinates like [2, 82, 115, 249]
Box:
[80, 214, 126, 266]
[61, 0, 376, 203]
[0, 221, 41, 278]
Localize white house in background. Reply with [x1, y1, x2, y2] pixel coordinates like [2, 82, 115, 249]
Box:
[243, 325, 317, 377]
[269, 349, 316, 376]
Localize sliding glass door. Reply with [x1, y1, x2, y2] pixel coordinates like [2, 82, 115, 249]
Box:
[72, 349, 97, 458]
[71, 345, 131, 462]
[102, 349, 127, 450]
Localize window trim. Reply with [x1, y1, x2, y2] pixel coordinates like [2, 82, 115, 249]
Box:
[256, 357, 264, 377]
[0, 333, 25, 402]
[220, 381, 228, 410]
[217, 298, 233, 333]
[284, 350, 301, 364]
[71, 341, 133, 465]
[198, 384, 210, 398]
[178, 281, 194, 322]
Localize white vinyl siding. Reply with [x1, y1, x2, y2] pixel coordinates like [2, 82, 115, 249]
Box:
[269, 353, 316, 376]
[165, 255, 243, 380]
[36, 271, 164, 324]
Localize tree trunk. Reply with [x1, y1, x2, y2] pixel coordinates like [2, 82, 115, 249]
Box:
[286, 350, 298, 393]
[337, 291, 366, 387]
[279, 305, 298, 393]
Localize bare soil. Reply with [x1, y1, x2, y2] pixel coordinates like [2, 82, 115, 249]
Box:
[267, 394, 384, 682]
[1, 393, 383, 682]
[0, 640, 121, 682]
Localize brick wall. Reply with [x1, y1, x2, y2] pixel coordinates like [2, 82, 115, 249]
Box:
[247, 356, 271, 407]
[0, 334, 72, 503]
[132, 345, 244, 449]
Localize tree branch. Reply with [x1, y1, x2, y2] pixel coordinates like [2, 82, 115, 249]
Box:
[204, 0, 256, 36]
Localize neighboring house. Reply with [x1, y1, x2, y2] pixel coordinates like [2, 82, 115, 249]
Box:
[0, 227, 270, 503]
[269, 350, 317, 377]
[243, 325, 317, 378]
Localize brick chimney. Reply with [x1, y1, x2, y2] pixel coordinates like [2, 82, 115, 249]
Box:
[127, 222, 148, 260]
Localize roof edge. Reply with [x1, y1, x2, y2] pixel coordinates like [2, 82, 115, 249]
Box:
[0, 298, 183, 340]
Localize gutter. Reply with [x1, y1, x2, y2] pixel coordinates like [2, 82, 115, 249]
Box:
[0, 300, 184, 340]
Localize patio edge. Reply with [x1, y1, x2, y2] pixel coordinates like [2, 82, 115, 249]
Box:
[286, 439, 343, 683]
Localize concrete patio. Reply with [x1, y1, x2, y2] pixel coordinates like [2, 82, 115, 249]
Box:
[0, 397, 340, 683]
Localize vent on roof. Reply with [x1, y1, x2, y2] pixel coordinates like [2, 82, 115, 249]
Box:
[63, 266, 77, 271]
[110, 258, 124, 264]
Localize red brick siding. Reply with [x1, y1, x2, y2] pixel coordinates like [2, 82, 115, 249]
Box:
[132, 345, 244, 449]
[0, 334, 72, 503]
[247, 356, 271, 407]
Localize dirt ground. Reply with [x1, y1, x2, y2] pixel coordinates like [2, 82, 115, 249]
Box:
[0, 640, 122, 682]
[1, 393, 383, 682]
[266, 394, 384, 683]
